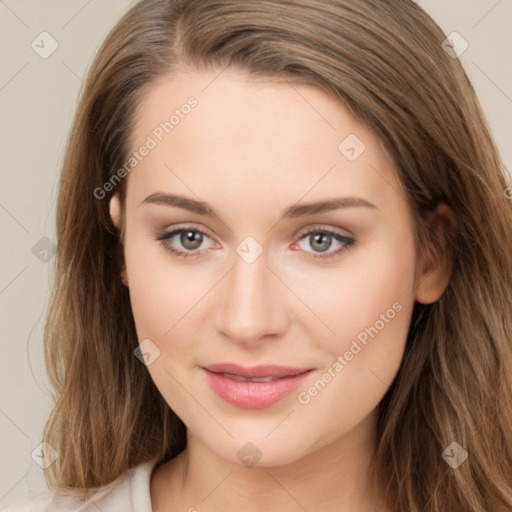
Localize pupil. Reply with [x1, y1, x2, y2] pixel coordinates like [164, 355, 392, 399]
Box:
[182, 230, 202, 249]
[312, 233, 331, 252]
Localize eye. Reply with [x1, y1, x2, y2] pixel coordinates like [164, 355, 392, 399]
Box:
[154, 226, 216, 259]
[154, 224, 355, 261]
[292, 226, 355, 260]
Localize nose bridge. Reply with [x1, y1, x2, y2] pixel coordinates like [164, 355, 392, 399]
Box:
[215, 243, 286, 343]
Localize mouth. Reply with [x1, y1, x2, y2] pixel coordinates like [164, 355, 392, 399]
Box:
[202, 363, 312, 378]
[213, 373, 285, 383]
[201, 363, 314, 409]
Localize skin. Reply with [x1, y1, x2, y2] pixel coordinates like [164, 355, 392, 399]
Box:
[109, 68, 455, 512]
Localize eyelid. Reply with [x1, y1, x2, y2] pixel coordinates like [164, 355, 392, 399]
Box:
[156, 222, 217, 240]
[294, 223, 354, 239]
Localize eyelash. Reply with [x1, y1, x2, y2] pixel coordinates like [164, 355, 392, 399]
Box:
[154, 224, 355, 261]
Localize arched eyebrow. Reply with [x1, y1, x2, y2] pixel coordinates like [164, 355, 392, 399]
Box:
[140, 192, 377, 218]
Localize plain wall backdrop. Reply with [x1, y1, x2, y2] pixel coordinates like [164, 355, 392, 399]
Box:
[1, 0, 511, 507]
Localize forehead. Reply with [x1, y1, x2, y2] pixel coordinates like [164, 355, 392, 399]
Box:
[126, 68, 402, 215]
[132, 68, 373, 151]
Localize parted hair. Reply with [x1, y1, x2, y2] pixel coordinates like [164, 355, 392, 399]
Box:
[42, 1, 512, 510]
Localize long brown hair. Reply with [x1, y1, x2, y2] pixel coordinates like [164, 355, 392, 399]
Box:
[42, 1, 512, 510]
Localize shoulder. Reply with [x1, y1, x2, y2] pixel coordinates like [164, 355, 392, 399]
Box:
[1, 458, 159, 512]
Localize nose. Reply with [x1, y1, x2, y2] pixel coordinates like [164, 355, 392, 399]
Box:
[214, 248, 289, 345]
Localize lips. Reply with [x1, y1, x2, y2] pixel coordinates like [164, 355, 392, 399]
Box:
[201, 363, 314, 409]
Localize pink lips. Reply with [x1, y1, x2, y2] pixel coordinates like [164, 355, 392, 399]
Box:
[201, 363, 314, 409]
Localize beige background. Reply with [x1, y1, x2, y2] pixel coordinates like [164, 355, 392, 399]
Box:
[0, 0, 511, 507]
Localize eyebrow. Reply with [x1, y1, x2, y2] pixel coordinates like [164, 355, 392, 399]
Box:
[141, 192, 377, 218]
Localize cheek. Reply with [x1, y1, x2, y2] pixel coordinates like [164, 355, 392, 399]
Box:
[293, 249, 415, 448]
[309, 224, 417, 407]
[315, 223, 416, 345]
[123, 226, 206, 340]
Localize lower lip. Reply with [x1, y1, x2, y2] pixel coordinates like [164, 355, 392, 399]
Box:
[202, 369, 314, 409]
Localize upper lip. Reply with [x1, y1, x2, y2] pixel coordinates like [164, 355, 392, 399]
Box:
[202, 363, 313, 378]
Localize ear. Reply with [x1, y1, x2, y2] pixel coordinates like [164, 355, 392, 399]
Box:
[109, 194, 129, 287]
[414, 203, 457, 304]
[109, 193, 122, 228]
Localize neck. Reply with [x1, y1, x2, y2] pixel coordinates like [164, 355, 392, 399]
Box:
[151, 408, 392, 512]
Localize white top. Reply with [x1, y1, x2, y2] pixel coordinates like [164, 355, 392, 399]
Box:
[1, 458, 160, 512]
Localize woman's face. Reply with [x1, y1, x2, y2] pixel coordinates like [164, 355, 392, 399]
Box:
[113, 68, 420, 467]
